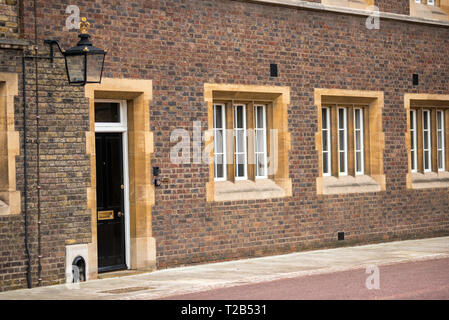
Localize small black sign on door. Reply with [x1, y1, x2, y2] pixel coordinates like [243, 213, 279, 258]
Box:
[96, 133, 126, 272]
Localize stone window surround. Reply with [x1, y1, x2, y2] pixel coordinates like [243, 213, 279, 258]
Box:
[0, 72, 20, 216]
[405, 93, 449, 189]
[315, 89, 386, 195]
[249, 0, 449, 26]
[322, 0, 374, 11]
[205, 84, 292, 202]
[84, 78, 155, 280]
[410, 0, 449, 22]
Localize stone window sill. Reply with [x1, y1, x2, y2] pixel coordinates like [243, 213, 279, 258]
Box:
[411, 3, 449, 23]
[321, 175, 381, 195]
[0, 200, 9, 216]
[411, 171, 449, 189]
[214, 179, 286, 202]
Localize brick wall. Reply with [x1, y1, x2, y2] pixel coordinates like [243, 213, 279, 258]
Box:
[0, 0, 20, 38]
[0, 0, 448, 291]
[375, 0, 410, 14]
[0, 45, 91, 290]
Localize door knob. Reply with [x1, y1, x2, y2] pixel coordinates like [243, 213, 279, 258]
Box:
[117, 211, 123, 217]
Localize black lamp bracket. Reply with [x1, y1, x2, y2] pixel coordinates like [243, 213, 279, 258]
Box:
[44, 40, 65, 63]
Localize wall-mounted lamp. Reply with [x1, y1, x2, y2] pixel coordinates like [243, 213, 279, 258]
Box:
[44, 17, 107, 86]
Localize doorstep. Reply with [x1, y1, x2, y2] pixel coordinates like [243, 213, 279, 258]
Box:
[97, 269, 150, 280]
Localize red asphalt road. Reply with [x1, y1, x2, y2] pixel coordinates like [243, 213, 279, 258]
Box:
[162, 257, 449, 300]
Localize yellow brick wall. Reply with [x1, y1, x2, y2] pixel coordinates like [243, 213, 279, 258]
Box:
[0, 0, 20, 39]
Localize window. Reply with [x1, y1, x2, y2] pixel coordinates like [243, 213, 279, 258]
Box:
[321, 104, 369, 178]
[437, 110, 445, 171]
[316, 89, 386, 195]
[415, 0, 436, 4]
[405, 94, 449, 189]
[212, 102, 270, 182]
[206, 84, 292, 202]
[423, 109, 432, 172]
[322, 107, 331, 176]
[213, 104, 226, 181]
[338, 107, 348, 176]
[410, 110, 418, 173]
[234, 104, 247, 180]
[254, 105, 268, 178]
[94, 99, 127, 131]
[354, 108, 364, 175]
[409, 108, 448, 174]
[95, 102, 120, 123]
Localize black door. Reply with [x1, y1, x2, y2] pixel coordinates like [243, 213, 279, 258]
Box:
[96, 133, 126, 272]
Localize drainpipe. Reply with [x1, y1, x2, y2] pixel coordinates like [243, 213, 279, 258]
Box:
[34, 46, 42, 287]
[22, 51, 32, 289]
[33, 0, 42, 287]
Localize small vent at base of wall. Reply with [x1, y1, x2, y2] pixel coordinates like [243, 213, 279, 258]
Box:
[338, 232, 345, 241]
[66, 244, 89, 284]
[72, 256, 86, 282]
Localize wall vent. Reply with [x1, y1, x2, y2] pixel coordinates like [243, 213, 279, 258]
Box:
[65, 244, 89, 284]
[270, 64, 278, 77]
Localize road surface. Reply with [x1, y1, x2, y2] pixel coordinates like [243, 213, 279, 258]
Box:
[162, 257, 449, 300]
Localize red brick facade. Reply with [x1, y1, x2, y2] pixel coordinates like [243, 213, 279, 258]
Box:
[0, 0, 448, 291]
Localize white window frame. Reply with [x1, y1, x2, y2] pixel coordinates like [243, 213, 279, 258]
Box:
[427, 0, 435, 6]
[410, 109, 418, 173]
[354, 107, 364, 175]
[423, 109, 432, 173]
[338, 107, 348, 176]
[213, 104, 227, 181]
[322, 107, 331, 177]
[234, 104, 248, 180]
[437, 110, 445, 172]
[254, 104, 268, 179]
[94, 99, 127, 132]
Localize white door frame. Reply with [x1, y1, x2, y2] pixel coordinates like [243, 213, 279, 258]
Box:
[94, 99, 131, 269]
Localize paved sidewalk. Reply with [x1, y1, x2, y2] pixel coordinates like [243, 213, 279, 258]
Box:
[1, 236, 448, 300]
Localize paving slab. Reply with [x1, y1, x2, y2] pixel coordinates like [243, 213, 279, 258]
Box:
[0, 236, 448, 300]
